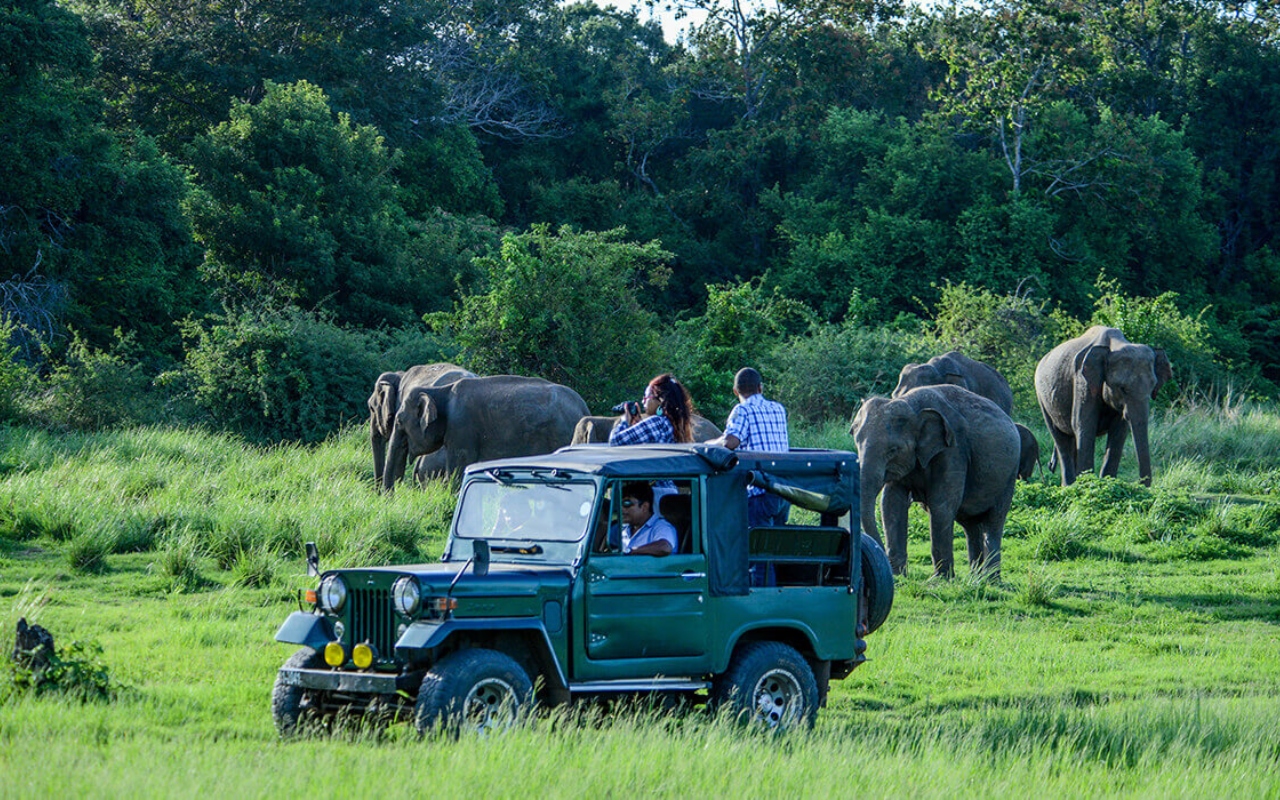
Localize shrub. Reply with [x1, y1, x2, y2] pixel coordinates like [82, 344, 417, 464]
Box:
[0, 316, 34, 423]
[27, 330, 161, 431]
[669, 279, 816, 421]
[434, 224, 673, 413]
[1090, 278, 1221, 391]
[928, 281, 1070, 414]
[766, 321, 933, 423]
[172, 303, 382, 443]
[2, 638, 113, 703]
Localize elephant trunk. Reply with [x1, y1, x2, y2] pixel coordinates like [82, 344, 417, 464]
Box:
[860, 461, 885, 547]
[372, 431, 388, 485]
[383, 429, 411, 492]
[1128, 409, 1153, 487]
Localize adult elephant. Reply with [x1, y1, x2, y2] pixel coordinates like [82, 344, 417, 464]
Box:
[894, 351, 1040, 480]
[570, 414, 723, 444]
[1035, 326, 1172, 487]
[384, 375, 590, 489]
[851, 385, 1020, 579]
[368, 363, 476, 486]
[893, 351, 1014, 415]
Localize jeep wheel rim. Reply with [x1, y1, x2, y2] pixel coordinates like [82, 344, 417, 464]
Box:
[751, 668, 804, 729]
[463, 678, 520, 732]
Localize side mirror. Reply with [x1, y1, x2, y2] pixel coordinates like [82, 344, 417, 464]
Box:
[305, 541, 320, 577]
[473, 540, 490, 576]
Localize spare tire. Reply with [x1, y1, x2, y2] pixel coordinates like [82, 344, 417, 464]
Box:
[860, 533, 894, 634]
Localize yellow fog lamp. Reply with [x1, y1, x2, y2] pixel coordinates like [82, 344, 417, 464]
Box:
[352, 642, 377, 669]
[324, 641, 347, 667]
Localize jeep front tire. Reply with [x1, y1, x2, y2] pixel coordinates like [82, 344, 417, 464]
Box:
[272, 647, 325, 736]
[414, 648, 534, 735]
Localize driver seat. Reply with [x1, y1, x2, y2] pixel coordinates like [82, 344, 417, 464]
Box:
[659, 493, 693, 554]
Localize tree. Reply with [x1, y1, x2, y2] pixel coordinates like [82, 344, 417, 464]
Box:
[186, 80, 426, 327]
[1, 0, 203, 357]
[431, 224, 672, 411]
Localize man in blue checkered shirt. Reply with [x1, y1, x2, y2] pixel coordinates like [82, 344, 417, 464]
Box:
[714, 367, 791, 528]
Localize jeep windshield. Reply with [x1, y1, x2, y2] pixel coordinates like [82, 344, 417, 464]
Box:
[451, 476, 597, 559]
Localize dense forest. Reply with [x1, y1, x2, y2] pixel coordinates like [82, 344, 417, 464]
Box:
[2, 0, 1278, 442]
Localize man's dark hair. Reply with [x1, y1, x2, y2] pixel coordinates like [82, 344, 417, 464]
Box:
[622, 481, 654, 507]
[734, 367, 763, 395]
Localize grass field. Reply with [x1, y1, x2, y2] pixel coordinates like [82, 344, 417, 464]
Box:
[2, 402, 1279, 798]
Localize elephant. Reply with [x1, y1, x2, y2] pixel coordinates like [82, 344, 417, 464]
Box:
[851, 385, 1020, 579]
[1034, 326, 1172, 487]
[1016, 423, 1041, 480]
[894, 351, 1014, 415]
[369, 363, 476, 486]
[894, 351, 1041, 480]
[570, 414, 723, 445]
[385, 375, 590, 489]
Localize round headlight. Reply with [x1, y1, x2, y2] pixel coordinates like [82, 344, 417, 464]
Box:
[318, 574, 348, 613]
[392, 575, 421, 617]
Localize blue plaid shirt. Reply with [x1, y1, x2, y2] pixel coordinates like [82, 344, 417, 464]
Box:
[609, 414, 675, 446]
[723, 393, 790, 496]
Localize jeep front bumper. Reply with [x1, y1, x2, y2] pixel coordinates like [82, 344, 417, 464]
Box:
[277, 667, 401, 695]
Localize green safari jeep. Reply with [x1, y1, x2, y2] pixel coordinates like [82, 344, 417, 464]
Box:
[272, 443, 893, 734]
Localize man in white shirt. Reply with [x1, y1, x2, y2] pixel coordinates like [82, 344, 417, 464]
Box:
[620, 482, 678, 556]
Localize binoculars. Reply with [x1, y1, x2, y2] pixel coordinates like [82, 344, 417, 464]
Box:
[611, 401, 641, 416]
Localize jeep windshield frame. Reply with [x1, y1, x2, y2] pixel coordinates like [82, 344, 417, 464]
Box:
[447, 473, 599, 565]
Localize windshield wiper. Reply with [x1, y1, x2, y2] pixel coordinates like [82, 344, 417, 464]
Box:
[529, 469, 573, 487]
[485, 469, 517, 485]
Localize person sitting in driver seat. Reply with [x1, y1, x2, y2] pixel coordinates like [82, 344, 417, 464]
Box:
[620, 482, 677, 556]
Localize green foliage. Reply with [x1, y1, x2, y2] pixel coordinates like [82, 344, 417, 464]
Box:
[765, 321, 933, 424]
[173, 303, 382, 444]
[0, 317, 34, 423]
[186, 80, 423, 328]
[435, 224, 673, 412]
[1090, 278, 1221, 389]
[26, 329, 160, 431]
[670, 278, 816, 420]
[928, 281, 1071, 413]
[2, 637, 113, 703]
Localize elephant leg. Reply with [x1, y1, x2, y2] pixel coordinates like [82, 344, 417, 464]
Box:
[961, 521, 984, 573]
[1042, 409, 1077, 486]
[881, 483, 911, 575]
[1100, 422, 1128, 478]
[413, 449, 450, 486]
[927, 508, 958, 579]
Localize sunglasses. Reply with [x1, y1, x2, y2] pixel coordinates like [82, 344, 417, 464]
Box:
[621, 499, 639, 508]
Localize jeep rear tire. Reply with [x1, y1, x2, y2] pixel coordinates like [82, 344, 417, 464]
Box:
[861, 533, 894, 635]
[712, 641, 819, 731]
[272, 647, 326, 737]
[414, 648, 534, 736]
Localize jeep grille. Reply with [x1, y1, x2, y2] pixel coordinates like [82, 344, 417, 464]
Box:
[348, 587, 397, 663]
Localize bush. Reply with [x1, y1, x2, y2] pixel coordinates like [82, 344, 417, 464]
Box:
[172, 303, 382, 443]
[434, 224, 673, 412]
[26, 330, 161, 431]
[1090, 278, 1221, 391]
[2, 638, 113, 703]
[669, 279, 816, 421]
[0, 316, 34, 423]
[766, 322, 933, 424]
[928, 281, 1071, 414]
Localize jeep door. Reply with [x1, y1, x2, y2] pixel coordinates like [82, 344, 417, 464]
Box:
[576, 480, 712, 679]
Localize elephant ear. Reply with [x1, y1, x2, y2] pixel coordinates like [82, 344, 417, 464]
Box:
[915, 406, 957, 470]
[1074, 344, 1108, 398]
[1152, 349, 1173, 398]
[370, 372, 401, 435]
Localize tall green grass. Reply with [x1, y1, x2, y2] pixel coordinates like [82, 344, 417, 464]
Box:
[2, 409, 1279, 797]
